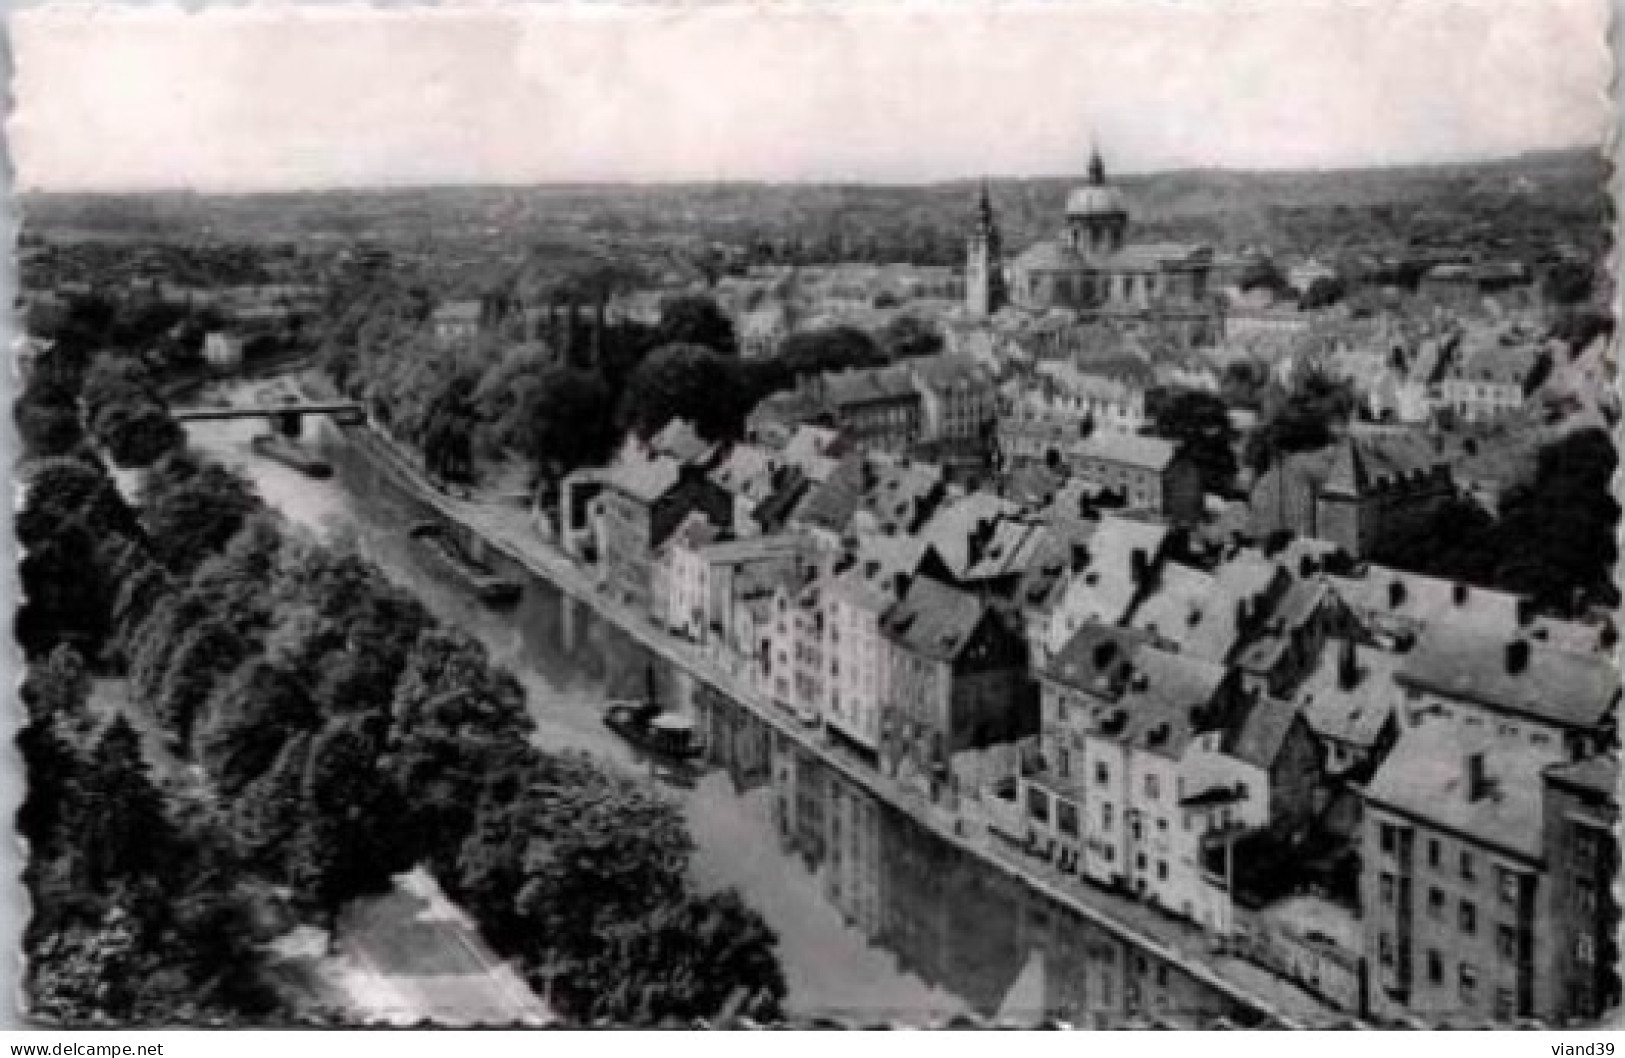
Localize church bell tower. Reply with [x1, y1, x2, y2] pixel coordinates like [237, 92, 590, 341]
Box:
[965, 182, 1005, 317]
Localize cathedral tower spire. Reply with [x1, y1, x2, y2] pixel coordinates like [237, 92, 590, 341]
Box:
[966, 181, 1005, 317]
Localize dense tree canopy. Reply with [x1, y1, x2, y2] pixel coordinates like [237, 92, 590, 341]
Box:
[507, 366, 619, 480]
[1147, 389, 1238, 495]
[1246, 365, 1356, 470]
[619, 343, 751, 442]
[654, 294, 737, 356]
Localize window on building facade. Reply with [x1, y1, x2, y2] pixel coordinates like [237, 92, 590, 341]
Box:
[1459, 964, 1478, 1003]
[1573, 827, 1600, 870]
[1428, 887, 1445, 919]
[1461, 851, 1476, 882]
[1428, 839, 1442, 869]
[1577, 934, 1596, 965]
[1577, 876, 1597, 918]
[1427, 950, 1443, 984]
[1496, 924, 1517, 960]
[1459, 901, 1477, 935]
[1380, 873, 1396, 907]
[1379, 933, 1394, 967]
[1145, 774, 1159, 800]
[1380, 822, 1397, 854]
[1096, 762, 1109, 786]
[1498, 867, 1519, 907]
[1156, 860, 1167, 881]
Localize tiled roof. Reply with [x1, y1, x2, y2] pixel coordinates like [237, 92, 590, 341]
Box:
[751, 469, 812, 534]
[1045, 621, 1153, 698]
[663, 510, 721, 554]
[882, 577, 990, 663]
[1296, 641, 1402, 749]
[1321, 434, 1447, 495]
[910, 353, 995, 394]
[432, 300, 482, 322]
[1224, 696, 1302, 771]
[649, 418, 715, 465]
[709, 443, 776, 497]
[1396, 626, 1619, 731]
[1185, 555, 1283, 665]
[918, 491, 1022, 576]
[697, 533, 808, 567]
[1328, 565, 1604, 655]
[1125, 563, 1217, 643]
[599, 456, 682, 504]
[1451, 340, 1537, 388]
[1075, 432, 1177, 472]
[823, 364, 919, 408]
[1048, 514, 1169, 638]
[1543, 753, 1620, 800]
[1112, 646, 1230, 761]
[790, 452, 866, 534]
[1364, 719, 1546, 861]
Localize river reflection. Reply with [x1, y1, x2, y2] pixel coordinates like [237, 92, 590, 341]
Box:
[185, 409, 1252, 1025]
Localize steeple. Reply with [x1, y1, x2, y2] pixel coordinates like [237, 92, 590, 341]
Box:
[965, 180, 1004, 317]
[975, 181, 997, 233]
[1087, 145, 1107, 187]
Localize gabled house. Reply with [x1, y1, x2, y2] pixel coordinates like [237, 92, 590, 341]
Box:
[880, 578, 1032, 801]
[566, 457, 735, 613]
[1044, 514, 1171, 656]
[1394, 626, 1619, 762]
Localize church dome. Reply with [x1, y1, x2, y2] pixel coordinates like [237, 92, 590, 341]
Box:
[1065, 185, 1128, 218]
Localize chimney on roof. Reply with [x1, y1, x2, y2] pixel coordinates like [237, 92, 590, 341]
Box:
[1505, 639, 1530, 674]
[1516, 596, 1536, 627]
[1453, 582, 1469, 606]
[1466, 752, 1491, 802]
[1337, 636, 1360, 691]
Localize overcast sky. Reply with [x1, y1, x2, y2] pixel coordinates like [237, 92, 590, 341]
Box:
[9, 0, 1613, 191]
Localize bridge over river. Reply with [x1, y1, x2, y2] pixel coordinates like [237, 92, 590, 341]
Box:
[172, 400, 367, 435]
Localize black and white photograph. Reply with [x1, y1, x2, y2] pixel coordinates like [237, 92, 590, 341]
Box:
[5, 0, 1619, 1032]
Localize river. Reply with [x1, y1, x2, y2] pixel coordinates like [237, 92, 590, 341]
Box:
[182, 386, 1249, 1026]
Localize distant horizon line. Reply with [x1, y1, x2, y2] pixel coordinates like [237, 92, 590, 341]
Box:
[15, 143, 1605, 198]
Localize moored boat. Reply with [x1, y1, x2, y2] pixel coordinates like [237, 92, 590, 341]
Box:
[602, 699, 704, 762]
[408, 522, 522, 607]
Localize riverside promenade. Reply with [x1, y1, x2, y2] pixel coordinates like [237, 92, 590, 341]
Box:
[333, 418, 1355, 1029]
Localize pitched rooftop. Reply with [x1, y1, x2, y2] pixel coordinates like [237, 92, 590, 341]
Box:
[1396, 625, 1620, 731]
[882, 577, 991, 663]
[1364, 720, 1547, 862]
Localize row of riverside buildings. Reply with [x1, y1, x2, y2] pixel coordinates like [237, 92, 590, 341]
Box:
[553, 374, 1619, 1024]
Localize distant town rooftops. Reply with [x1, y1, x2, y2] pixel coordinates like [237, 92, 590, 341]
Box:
[1075, 432, 1178, 472]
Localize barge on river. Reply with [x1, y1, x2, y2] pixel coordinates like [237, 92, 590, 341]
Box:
[407, 522, 522, 607]
[602, 699, 704, 763]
